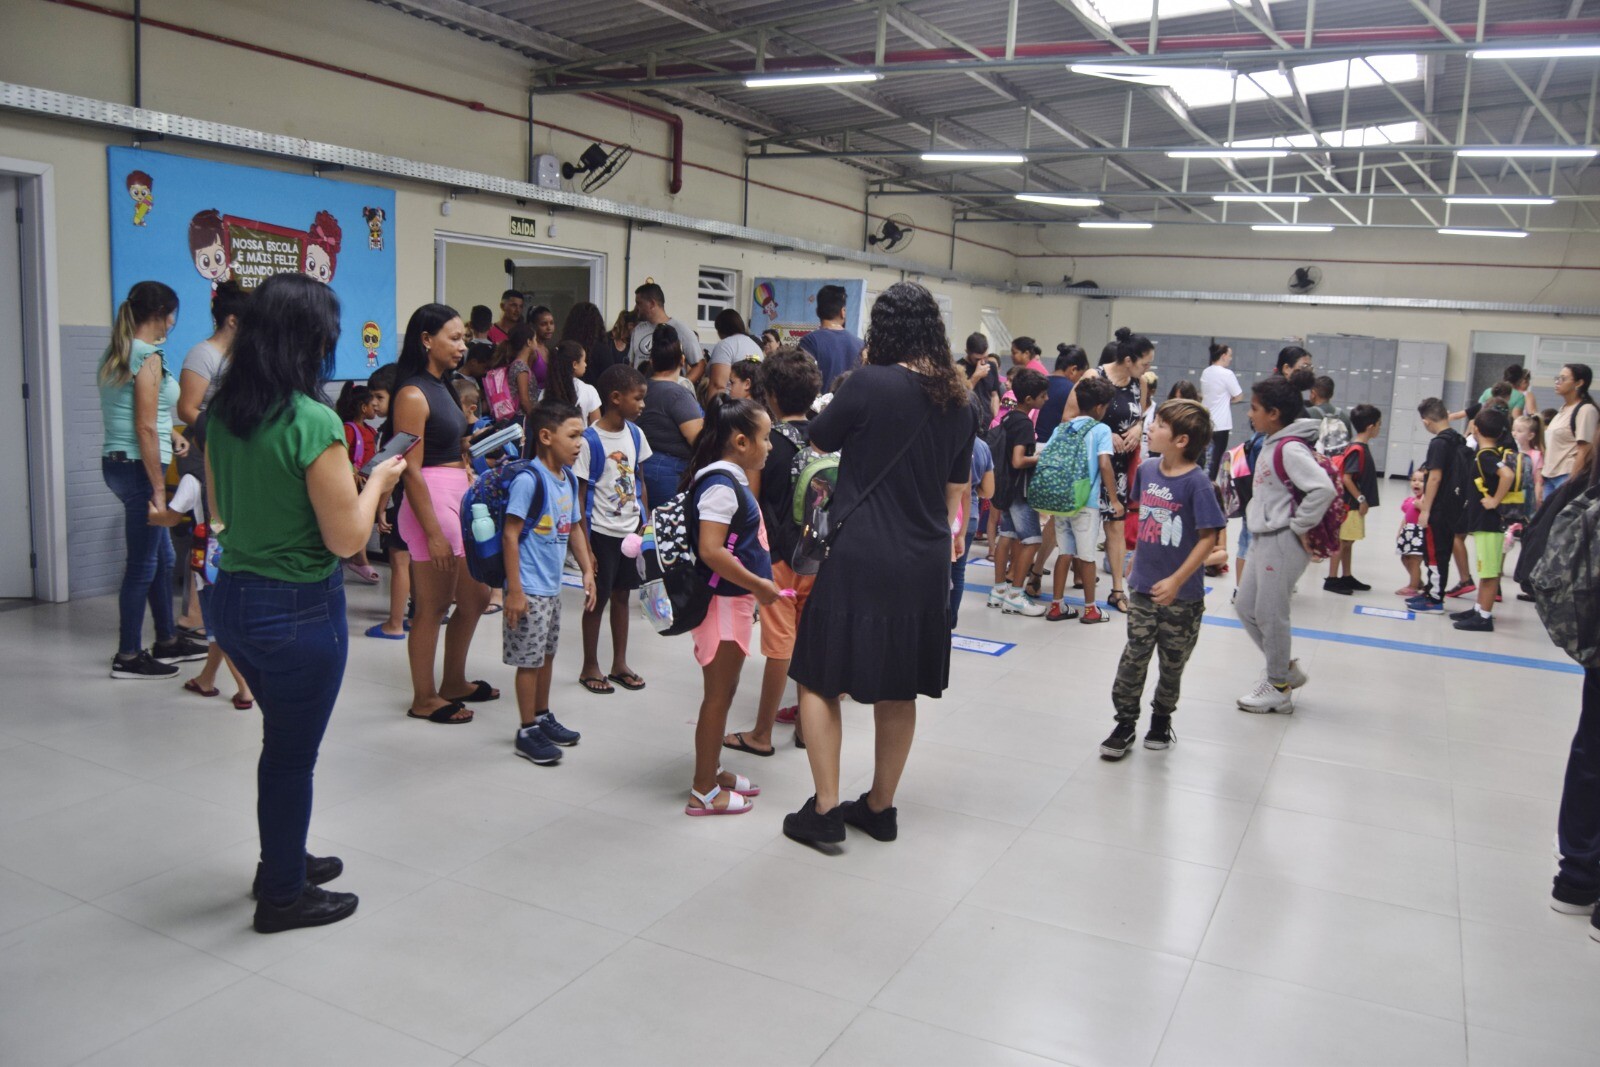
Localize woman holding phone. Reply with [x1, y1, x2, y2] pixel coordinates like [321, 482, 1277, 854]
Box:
[206, 272, 407, 932]
[392, 303, 498, 724]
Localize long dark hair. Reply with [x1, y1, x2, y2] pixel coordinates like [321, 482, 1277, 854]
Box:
[682, 395, 767, 489]
[863, 281, 965, 409]
[1565, 363, 1595, 412]
[544, 340, 584, 407]
[209, 273, 339, 439]
[560, 301, 609, 366]
[492, 322, 536, 370]
[396, 302, 463, 412]
[335, 382, 372, 423]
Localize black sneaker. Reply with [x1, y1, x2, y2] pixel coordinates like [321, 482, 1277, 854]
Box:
[253, 883, 359, 934]
[1345, 576, 1372, 591]
[1143, 716, 1176, 750]
[110, 650, 180, 681]
[1453, 612, 1495, 632]
[252, 854, 344, 900]
[1323, 577, 1353, 595]
[1551, 880, 1599, 915]
[1449, 607, 1479, 622]
[152, 637, 209, 664]
[838, 793, 898, 842]
[783, 795, 846, 847]
[1100, 722, 1137, 760]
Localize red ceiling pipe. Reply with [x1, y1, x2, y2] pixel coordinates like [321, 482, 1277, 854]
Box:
[560, 18, 1600, 81]
[583, 93, 684, 195]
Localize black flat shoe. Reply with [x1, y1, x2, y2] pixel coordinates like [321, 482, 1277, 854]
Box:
[783, 796, 845, 847]
[251, 853, 344, 901]
[253, 883, 358, 934]
[838, 793, 898, 842]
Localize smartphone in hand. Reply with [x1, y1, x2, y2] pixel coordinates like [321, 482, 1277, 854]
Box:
[360, 431, 421, 477]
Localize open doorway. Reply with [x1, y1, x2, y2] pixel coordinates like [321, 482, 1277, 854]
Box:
[434, 234, 605, 333]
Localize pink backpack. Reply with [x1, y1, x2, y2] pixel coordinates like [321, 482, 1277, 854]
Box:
[484, 363, 521, 422]
[1270, 438, 1349, 560]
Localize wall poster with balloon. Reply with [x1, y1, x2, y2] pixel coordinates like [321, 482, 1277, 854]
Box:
[107, 147, 397, 381]
[747, 278, 866, 346]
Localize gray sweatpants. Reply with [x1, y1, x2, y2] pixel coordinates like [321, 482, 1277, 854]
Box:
[1234, 527, 1310, 686]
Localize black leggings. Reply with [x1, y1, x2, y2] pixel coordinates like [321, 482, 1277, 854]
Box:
[1206, 430, 1231, 480]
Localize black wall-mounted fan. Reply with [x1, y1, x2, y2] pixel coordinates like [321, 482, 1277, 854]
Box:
[562, 142, 633, 193]
[868, 214, 917, 253]
[1289, 265, 1324, 294]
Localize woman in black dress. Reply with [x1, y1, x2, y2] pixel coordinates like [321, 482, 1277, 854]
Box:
[784, 282, 977, 847]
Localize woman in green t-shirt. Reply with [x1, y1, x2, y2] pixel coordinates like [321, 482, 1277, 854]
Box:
[206, 273, 405, 935]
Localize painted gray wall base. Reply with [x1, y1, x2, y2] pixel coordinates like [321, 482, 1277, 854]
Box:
[63, 326, 122, 600]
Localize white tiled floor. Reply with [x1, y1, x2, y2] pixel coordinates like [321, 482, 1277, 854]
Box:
[1, 509, 1597, 1066]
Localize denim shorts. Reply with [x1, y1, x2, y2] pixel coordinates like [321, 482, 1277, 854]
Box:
[1055, 508, 1102, 559]
[998, 499, 1043, 545]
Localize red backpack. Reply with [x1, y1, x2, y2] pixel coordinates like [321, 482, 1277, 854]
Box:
[1270, 438, 1349, 560]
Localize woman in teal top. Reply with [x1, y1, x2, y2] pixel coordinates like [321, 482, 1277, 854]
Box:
[206, 273, 405, 934]
[99, 281, 206, 679]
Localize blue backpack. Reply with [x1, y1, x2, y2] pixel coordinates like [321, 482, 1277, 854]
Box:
[1027, 418, 1097, 516]
[582, 423, 645, 522]
[459, 461, 567, 589]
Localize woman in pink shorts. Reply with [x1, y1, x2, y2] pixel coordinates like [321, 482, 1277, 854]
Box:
[391, 304, 498, 725]
[683, 397, 784, 816]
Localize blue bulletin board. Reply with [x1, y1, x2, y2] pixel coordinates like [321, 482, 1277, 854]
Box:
[107, 147, 397, 380]
[749, 278, 866, 345]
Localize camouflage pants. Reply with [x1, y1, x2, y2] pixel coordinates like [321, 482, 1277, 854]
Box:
[1110, 592, 1205, 723]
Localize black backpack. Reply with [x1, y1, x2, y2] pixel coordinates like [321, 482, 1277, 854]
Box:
[987, 409, 1030, 509]
[1431, 429, 1474, 526]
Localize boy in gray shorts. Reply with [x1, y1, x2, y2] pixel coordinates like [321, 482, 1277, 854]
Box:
[503, 402, 598, 765]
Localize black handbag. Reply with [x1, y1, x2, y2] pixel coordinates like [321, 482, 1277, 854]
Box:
[791, 407, 934, 576]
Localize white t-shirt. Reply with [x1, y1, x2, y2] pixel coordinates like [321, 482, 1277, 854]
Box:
[1200, 364, 1243, 432]
[630, 318, 704, 368]
[574, 379, 602, 421]
[709, 333, 761, 368]
[575, 423, 653, 537]
[182, 340, 227, 409]
[695, 460, 748, 525]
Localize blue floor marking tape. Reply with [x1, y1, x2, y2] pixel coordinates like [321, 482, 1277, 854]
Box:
[958, 581, 1583, 675]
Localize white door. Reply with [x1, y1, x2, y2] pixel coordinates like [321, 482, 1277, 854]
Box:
[0, 178, 34, 597]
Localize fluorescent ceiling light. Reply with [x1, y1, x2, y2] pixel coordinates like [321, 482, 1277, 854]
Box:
[1079, 220, 1153, 229]
[1457, 147, 1597, 159]
[1251, 224, 1334, 233]
[1443, 196, 1555, 206]
[1470, 44, 1600, 61]
[743, 71, 881, 88]
[1155, 54, 1423, 109]
[1227, 121, 1421, 150]
[1213, 193, 1311, 204]
[1438, 227, 1529, 238]
[1169, 149, 1288, 159]
[1015, 193, 1104, 207]
[1065, 0, 1254, 29]
[921, 152, 1027, 164]
[1068, 63, 1207, 85]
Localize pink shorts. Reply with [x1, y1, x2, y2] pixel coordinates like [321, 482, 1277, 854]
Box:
[692, 594, 756, 666]
[398, 466, 469, 562]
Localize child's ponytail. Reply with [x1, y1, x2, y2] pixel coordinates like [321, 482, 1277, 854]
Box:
[682, 395, 766, 491]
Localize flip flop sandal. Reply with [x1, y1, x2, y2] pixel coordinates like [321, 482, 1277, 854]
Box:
[407, 701, 472, 724]
[177, 625, 208, 641]
[232, 695, 255, 710]
[723, 732, 775, 757]
[684, 784, 752, 816]
[364, 623, 407, 640]
[718, 768, 760, 796]
[1107, 590, 1130, 613]
[447, 680, 500, 703]
[608, 671, 646, 691]
[482, 604, 503, 616]
[183, 679, 220, 698]
[579, 676, 615, 695]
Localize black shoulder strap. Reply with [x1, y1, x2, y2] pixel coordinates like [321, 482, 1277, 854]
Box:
[829, 404, 937, 532]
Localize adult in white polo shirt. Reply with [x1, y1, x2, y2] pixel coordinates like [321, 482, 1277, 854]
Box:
[628, 281, 705, 385]
[1200, 339, 1245, 479]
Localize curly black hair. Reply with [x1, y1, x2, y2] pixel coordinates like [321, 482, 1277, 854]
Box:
[863, 281, 966, 410]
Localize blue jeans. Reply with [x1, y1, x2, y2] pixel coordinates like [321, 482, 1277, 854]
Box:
[640, 453, 688, 514]
[102, 456, 175, 655]
[1557, 669, 1600, 897]
[1547, 473, 1570, 496]
[949, 530, 976, 630]
[212, 569, 348, 906]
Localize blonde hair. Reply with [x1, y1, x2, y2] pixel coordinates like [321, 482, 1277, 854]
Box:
[1514, 413, 1545, 452]
[99, 281, 178, 387]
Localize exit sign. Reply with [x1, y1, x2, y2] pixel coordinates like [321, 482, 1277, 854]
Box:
[510, 215, 540, 237]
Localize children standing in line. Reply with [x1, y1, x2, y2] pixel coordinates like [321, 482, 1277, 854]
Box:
[575, 363, 652, 695]
[1234, 372, 1335, 714]
[1396, 470, 1427, 596]
[988, 368, 1050, 617]
[1040, 375, 1120, 622]
[1452, 406, 1515, 633]
[502, 403, 597, 765]
[1408, 399, 1469, 612]
[684, 397, 783, 816]
[1323, 404, 1382, 594]
[1100, 399, 1226, 758]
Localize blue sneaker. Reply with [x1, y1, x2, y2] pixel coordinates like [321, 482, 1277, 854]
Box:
[514, 726, 562, 765]
[1406, 595, 1444, 613]
[535, 712, 580, 747]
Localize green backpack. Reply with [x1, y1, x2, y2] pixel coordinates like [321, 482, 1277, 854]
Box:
[1027, 419, 1096, 516]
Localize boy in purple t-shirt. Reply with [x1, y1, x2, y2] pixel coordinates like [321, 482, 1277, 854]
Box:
[1100, 399, 1226, 760]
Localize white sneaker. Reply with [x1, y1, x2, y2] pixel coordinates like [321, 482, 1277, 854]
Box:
[987, 585, 1011, 609]
[1285, 660, 1309, 689]
[1238, 679, 1294, 714]
[1002, 591, 1048, 618]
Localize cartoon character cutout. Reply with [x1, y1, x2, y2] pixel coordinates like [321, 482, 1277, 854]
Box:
[607, 451, 637, 518]
[753, 281, 778, 321]
[362, 207, 386, 251]
[303, 210, 342, 284]
[126, 170, 154, 226]
[362, 320, 381, 369]
[188, 209, 232, 291]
